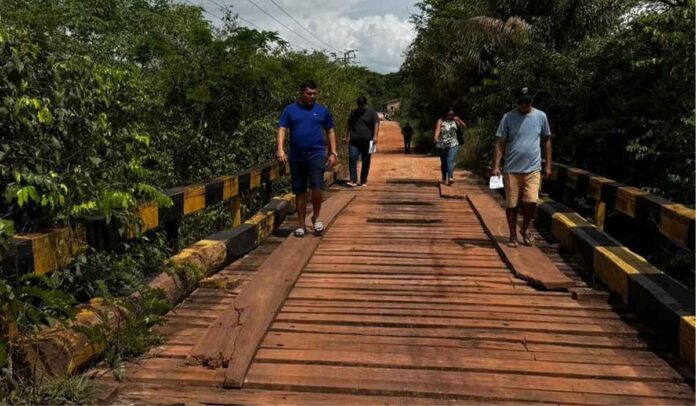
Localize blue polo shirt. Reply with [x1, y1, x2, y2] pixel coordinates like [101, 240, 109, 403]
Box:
[278, 102, 334, 161]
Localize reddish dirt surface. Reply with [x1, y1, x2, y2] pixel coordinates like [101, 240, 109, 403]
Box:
[369, 121, 442, 181]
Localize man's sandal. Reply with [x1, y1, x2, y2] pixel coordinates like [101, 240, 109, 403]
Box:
[312, 217, 325, 235]
[522, 231, 535, 247]
[293, 228, 306, 237]
[507, 239, 518, 248]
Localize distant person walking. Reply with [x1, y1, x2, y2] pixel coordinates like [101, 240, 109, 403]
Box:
[491, 87, 553, 247]
[346, 96, 380, 187]
[276, 80, 337, 237]
[401, 122, 414, 154]
[433, 109, 467, 185]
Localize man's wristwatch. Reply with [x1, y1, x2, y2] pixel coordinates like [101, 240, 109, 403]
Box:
[330, 151, 338, 158]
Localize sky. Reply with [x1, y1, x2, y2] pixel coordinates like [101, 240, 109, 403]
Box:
[185, 0, 418, 73]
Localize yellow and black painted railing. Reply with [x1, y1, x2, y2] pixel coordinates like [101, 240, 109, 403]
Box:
[535, 196, 695, 368]
[545, 162, 695, 250]
[1, 161, 289, 278]
[21, 164, 345, 378]
[23, 193, 296, 378]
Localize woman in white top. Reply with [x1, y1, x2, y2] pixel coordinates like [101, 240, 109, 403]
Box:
[433, 109, 467, 184]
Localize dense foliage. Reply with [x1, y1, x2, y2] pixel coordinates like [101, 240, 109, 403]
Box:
[402, 0, 694, 285]
[0, 1, 387, 401]
[404, 0, 694, 206]
[0, 0, 378, 233]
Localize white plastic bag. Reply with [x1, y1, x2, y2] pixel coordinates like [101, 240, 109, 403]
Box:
[489, 175, 504, 189]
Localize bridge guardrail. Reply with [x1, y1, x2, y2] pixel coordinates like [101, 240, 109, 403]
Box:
[1, 160, 289, 278]
[545, 162, 695, 250]
[535, 196, 695, 368]
[20, 164, 345, 378]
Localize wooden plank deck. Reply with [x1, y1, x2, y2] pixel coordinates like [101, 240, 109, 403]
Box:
[98, 122, 694, 405]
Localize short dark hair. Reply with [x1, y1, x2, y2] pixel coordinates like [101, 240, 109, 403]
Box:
[299, 80, 317, 92]
[356, 96, 367, 106]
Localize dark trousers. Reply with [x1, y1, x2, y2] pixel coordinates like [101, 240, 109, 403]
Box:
[404, 135, 412, 153]
[349, 141, 371, 184]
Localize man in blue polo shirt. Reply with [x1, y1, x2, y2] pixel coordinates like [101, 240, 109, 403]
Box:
[276, 80, 337, 237]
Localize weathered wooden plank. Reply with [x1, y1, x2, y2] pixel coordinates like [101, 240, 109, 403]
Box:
[247, 363, 693, 402]
[281, 299, 625, 319]
[185, 192, 355, 388]
[291, 282, 559, 296]
[261, 331, 658, 359]
[117, 383, 467, 405]
[253, 348, 680, 381]
[279, 305, 635, 326]
[303, 264, 511, 275]
[260, 331, 665, 366]
[467, 193, 575, 289]
[438, 182, 470, 199]
[309, 256, 505, 267]
[273, 312, 639, 336]
[269, 323, 649, 350]
[287, 289, 615, 311]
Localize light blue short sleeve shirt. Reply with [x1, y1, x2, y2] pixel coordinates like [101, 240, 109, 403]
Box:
[495, 108, 551, 173]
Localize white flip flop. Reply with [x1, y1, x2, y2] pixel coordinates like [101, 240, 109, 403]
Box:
[312, 217, 325, 235]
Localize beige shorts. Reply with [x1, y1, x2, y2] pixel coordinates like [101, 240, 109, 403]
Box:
[504, 172, 541, 208]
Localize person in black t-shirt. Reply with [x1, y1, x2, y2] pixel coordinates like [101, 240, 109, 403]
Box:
[346, 96, 380, 187]
[401, 122, 414, 154]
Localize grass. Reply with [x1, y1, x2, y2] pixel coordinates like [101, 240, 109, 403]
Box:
[2, 375, 94, 405]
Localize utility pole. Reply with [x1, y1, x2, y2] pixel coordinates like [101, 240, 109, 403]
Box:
[332, 50, 357, 66]
[343, 49, 357, 66]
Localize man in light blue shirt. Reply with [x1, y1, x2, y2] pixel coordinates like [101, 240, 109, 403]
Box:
[492, 87, 553, 247]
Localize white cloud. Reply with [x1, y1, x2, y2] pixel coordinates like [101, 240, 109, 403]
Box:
[186, 0, 416, 73]
[310, 14, 415, 73]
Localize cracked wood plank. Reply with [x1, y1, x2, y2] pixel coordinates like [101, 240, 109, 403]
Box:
[467, 193, 575, 290]
[185, 192, 355, 388]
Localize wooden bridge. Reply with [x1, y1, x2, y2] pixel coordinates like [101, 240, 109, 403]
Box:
[92, 121, 694, 404]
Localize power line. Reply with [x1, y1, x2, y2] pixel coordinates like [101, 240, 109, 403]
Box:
[186, 0, 307, 51]
[237, 15, 265, 31]
[267, 0, 339, 52]
[183, 0, 225, 24]
[206, 0, 268, 32]
[244, 0, 327, 50]
[205, 0, 227, 10]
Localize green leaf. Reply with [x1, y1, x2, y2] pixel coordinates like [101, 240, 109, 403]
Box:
[98, 113, 109, 129]
[0, 219, 15, 236]
[17, 188, 27, 207]
[134, 133, 151, 147]
[89, 156, 102, 166]
[28, 186, 39, 203]
[37, 107, 53, 124]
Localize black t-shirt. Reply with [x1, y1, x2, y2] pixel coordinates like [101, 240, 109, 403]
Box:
[402, 125, 414, 137]
[348, 107, 379, 143]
